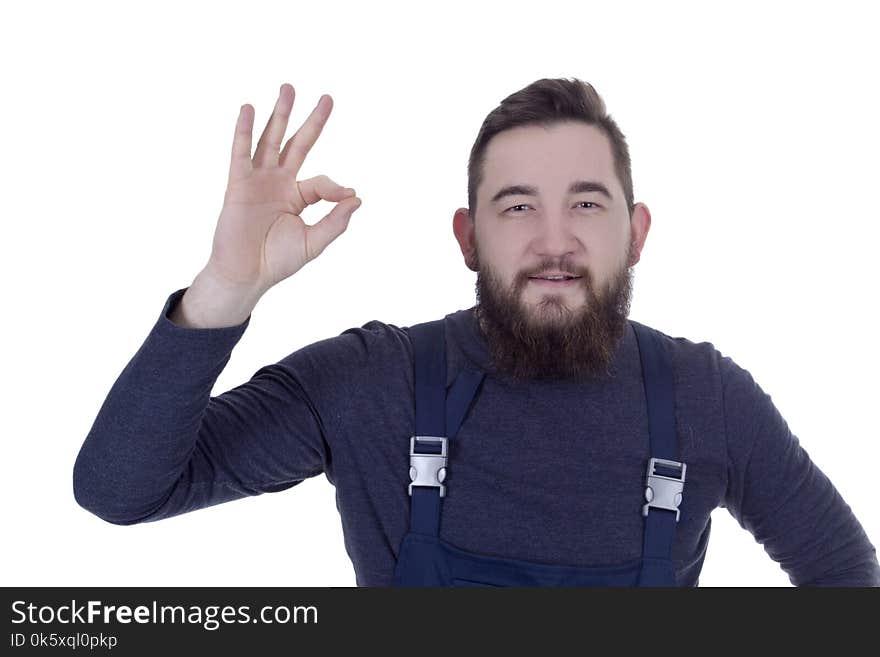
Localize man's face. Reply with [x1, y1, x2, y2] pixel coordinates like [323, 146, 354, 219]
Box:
[453, 121, 651, 382]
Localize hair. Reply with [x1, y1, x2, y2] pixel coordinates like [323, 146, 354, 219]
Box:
[467, 77, 634, 221]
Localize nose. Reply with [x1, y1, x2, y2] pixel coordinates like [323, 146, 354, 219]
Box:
[532, 214, 580, 259]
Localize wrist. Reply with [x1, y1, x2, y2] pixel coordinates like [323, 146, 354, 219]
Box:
[171, 267, 262, 329]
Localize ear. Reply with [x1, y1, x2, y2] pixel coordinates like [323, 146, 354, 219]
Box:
[453, 207, 479, 272]
[627, 202, 652, 266]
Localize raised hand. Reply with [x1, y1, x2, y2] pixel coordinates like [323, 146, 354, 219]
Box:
[206, 83, 362, 295]
[167, 84, 363, 329]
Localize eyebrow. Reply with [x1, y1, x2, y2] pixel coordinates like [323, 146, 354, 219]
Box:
[490, 180, 613, 205]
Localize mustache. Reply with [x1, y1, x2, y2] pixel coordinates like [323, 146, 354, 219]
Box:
[525, 265, 589, 279]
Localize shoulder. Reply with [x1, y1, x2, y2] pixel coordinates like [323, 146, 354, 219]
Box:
[630, 320, 733, 385]
[630, 321, 770, 418]
[640, 323, 783, 449]
[276, 318, 413, 376]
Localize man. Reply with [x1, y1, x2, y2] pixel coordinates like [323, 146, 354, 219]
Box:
[73, 77, 880, 586]
[454, 119, 639, 384]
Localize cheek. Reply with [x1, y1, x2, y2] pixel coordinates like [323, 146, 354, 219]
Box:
[477, 241, 517, 275]
[581, 230, 625, 279]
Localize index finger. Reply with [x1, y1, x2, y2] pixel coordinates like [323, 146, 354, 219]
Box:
[228, 103, 255, 185]
[279, 94, 333, 173]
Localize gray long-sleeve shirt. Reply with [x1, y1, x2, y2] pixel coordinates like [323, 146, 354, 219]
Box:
[72, 287, 880, 586]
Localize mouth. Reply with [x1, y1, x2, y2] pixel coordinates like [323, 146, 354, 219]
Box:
[528, 275, 581, 287]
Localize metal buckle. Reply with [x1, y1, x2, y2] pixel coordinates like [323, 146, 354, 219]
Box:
[642, 457, 686, 521]
[408, 436, 448, 497]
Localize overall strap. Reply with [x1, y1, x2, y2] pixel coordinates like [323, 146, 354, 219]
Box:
[632, 321, 686, 586]
[407, 319, 485, 536]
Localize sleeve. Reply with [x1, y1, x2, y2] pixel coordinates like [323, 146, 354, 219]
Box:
[720, 354, 880, 586]
[72, 287, 334, 525]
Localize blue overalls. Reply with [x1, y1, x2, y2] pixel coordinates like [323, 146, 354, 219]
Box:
[392, 318, 687, 587]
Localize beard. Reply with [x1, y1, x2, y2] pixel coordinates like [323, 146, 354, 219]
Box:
[472, 241, 635, 383]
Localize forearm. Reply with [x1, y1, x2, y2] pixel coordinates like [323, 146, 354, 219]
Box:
[73, 288, 250, 524]
[797, 551, 880, 587]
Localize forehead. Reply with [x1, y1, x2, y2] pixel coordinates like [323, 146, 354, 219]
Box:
[481, 121, 617, 195]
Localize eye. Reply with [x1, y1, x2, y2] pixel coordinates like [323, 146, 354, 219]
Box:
[504, 201, 600, 213]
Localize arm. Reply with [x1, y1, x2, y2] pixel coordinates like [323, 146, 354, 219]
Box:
[720, 354, 880, 586]
[72, 287, 329, 524]
[73, 81, 364, 525]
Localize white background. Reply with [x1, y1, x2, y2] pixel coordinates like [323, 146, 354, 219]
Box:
[1, 0, 877, 587]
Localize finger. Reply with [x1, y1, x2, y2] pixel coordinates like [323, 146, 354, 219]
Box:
[228, 103, 255, 185]
[304, 195, 363, 262]
[296, 174, 357, 208]
[279, 94, 333, 173]
[253, 83, 295, 168]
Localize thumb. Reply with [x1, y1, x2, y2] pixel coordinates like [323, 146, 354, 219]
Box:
[304, 195, 362, 261]
[297, 173, 357, 206]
